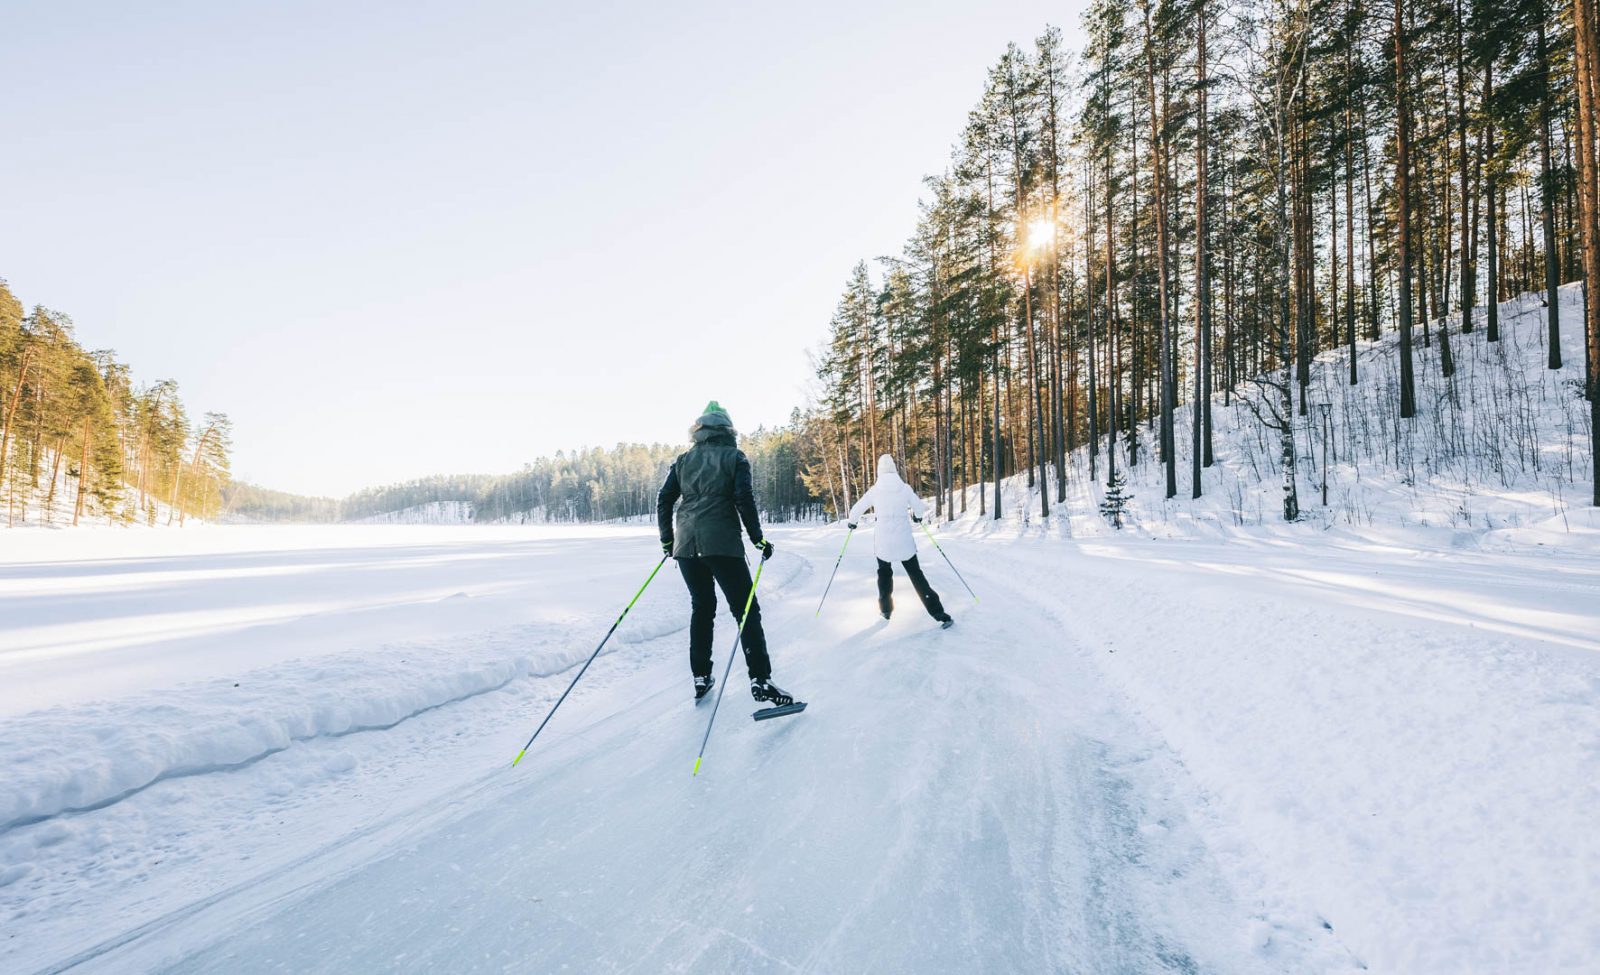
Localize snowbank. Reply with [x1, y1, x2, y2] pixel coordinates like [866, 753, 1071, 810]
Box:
[1, 642, 538, 829]
[0, 526, 807, 831]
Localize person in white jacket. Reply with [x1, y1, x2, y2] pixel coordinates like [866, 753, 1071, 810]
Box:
[847, 454, 953, 627]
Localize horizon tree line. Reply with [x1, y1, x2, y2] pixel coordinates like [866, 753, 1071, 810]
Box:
[226, 427, 826, 525]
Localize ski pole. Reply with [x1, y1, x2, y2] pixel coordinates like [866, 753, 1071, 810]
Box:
[511, 554, 670, 767]
[693, 557, 766, 776]
[920, 522, 978, 603]
[814, 526, 854, 616]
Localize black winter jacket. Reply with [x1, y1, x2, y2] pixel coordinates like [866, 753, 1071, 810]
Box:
[657, 425, 763, 558]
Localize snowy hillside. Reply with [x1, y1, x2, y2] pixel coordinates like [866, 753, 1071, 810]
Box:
[349, 499, 478, 525]
[1, 466, 193, 530]
[944, 283, 1595, 547]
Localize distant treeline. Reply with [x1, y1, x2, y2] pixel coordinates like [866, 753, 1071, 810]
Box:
[227, 428, 826, 525]
[220, 482, 340, 523]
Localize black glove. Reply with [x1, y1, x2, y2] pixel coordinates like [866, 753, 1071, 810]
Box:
[846, 522, 858, 531]
[754, 538, 774, 561]
[912, 514, 923, 524]
[661, 539, 674, 556]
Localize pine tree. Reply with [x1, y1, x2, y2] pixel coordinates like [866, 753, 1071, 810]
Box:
[1100, 468, 1135, 527]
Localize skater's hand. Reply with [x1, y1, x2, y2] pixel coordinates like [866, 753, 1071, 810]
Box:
[911, 514, 923, 523]
[661, 538, 674, 556]
[846, 522, 857, 531]
[755, 538, 774, 561]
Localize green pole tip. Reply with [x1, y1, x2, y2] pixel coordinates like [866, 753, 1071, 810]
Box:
[692, 757, 702, 776]
[512, 748, 526, 767]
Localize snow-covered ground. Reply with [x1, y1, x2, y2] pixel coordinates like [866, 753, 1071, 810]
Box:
[2, 518, 1596, 974]
[934, 283, 1595, 547]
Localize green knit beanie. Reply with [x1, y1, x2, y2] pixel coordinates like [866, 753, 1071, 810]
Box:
[696, 400, 733, 427]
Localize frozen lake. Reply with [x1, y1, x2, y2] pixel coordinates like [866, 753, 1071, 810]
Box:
[3, 523, 1596, 973]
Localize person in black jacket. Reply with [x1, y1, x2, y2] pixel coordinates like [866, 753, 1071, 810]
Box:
[657, 401, 795, 706]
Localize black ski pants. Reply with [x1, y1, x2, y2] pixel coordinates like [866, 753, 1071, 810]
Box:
[877, 555, 947, 620]
[678, 555, 772, 681]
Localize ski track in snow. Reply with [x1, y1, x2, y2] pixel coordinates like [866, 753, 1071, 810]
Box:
[35, 531, 1350, 974]
[2, 523, 1595, 973]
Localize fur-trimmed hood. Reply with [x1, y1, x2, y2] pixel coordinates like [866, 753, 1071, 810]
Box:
[690, 401, 737, 445]
[848, 453, 930, 561]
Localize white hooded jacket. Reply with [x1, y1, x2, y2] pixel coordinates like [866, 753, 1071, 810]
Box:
[847, 454, 929, 562]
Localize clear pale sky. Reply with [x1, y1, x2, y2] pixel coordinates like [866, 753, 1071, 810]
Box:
[2, 0, 1081, 497]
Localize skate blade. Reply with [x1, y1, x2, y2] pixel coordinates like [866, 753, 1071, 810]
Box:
[752, 701, 807, 721]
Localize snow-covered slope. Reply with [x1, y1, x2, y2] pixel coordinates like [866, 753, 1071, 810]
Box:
[349, 500, 477, 525]
[940, 283, 1595, 548]
[1, 468, 193, 530]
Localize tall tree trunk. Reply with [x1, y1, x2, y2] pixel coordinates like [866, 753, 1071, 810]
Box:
[1277, 92, 1301, 522]
[44, 436, 65, 524]
[1436, 76, 1457, 378]
[1194, 0, 1211, 491]
[1088, 161, 1101, 483]
[1225, 150, 1237, 403]
[1043, 52, 1068, 506]
[1395, 0, 1419, 418]
[1130, 101, 1143, 465]
[1571, 0, 1600, 505]
[1361, 98, 1382, 340]
[1106, 134, 1121, 476]
[1345, 38, 1359, 383]
[1021, 244, 1047, 516]
[1143, 1, 1177, 499]
[1457, 0, 1474, 338]
[73, 416, 91, 526]
[167, 464, 182, 526]
[1416, 107, 1433, 351]
[1486, 58, 1500, 342]
[1108, 264, 1121, 507]
[0, 348, 33, 499]
[985, 165, 1004, 520]
[1539, 14, 1564, 368]
[1294, 108, 1312, 418]
[977, 369, 987, 517]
